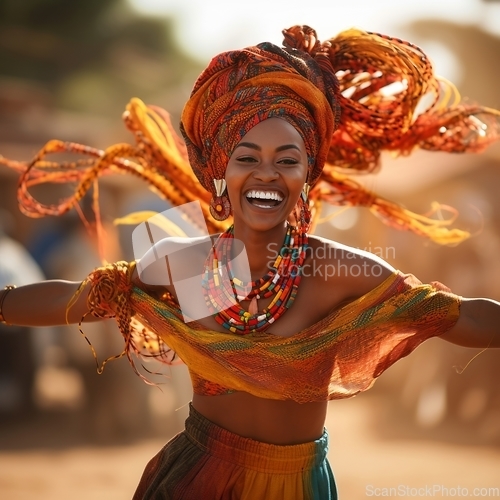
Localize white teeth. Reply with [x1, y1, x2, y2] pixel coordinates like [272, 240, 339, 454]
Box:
[245, 190, 283, 202]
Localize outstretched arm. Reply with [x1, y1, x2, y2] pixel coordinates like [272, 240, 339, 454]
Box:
[0, 280, 99, 327]
[440, 297, 500, 348]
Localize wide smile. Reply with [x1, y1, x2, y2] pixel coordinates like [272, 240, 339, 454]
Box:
[244, 189, 285, 210]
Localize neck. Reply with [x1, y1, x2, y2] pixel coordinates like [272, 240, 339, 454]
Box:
[232, 222, 289, 279]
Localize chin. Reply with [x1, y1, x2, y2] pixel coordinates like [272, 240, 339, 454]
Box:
[234, 212, 288, 233]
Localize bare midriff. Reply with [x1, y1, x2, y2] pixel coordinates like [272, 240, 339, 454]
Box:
[192, 391, 328, 445]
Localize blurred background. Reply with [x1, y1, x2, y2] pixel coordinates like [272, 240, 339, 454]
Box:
[0, 0, 499, 498]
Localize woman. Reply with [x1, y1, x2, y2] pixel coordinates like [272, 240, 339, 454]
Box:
[1, 26, 500, 499]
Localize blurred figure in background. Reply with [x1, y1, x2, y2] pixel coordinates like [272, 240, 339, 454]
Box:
[0, 210, 45, 416]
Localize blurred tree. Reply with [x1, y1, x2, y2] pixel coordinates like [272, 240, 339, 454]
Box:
[0, 0, 203, 116]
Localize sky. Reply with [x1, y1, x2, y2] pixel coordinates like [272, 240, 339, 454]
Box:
[128, 0, 500, 84]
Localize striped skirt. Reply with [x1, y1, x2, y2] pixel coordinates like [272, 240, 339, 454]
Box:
[133, 403, 337, 499]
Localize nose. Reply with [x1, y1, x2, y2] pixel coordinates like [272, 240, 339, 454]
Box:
[253, 160, 279, 182]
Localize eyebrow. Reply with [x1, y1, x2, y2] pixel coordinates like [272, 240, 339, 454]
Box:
[235, 142, 301, 153]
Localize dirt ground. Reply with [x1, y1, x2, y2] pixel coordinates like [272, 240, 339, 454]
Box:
[0, 393, 499, 500]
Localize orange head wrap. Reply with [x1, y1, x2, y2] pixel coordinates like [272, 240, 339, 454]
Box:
[180, 37, 340, 196]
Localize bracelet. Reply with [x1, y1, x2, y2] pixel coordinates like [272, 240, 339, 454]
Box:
[0, 285, 16, 324]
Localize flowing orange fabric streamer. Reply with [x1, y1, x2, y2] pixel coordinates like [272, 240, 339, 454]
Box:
[1, 26, 499, 254]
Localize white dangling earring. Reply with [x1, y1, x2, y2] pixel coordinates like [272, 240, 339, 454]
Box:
[209, 178, 231, 221]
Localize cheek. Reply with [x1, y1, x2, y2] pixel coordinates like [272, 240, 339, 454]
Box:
[291, 167, 309, 187]
[224, 167, 243, 202]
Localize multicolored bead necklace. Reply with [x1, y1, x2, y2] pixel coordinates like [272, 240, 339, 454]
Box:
[202, 224, 308, 334]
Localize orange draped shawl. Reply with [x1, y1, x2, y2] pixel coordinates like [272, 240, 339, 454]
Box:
[82, 263, 461, 403]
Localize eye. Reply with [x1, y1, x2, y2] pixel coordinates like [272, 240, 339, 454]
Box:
[236, 156, 257, 163]
[277, 157, 299, 166]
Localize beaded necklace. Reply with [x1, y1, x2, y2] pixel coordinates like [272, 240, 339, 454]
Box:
[202, 224, 308, 334]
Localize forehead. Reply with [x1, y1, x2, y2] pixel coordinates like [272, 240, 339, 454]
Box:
[236, 118, 306, 147]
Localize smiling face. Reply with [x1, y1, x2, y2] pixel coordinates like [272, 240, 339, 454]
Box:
[225, 118, 309, 232]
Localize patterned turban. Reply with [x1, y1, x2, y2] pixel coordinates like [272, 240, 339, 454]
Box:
[180, 40, 340, 196]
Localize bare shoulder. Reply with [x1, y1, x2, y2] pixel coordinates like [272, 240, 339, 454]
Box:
[306, 235, 396, 298]
[134, 234, 215, 293]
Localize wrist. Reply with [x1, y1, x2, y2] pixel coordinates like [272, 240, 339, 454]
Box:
[0, 285, 16, 324]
